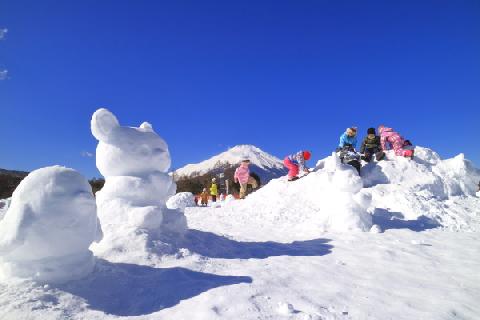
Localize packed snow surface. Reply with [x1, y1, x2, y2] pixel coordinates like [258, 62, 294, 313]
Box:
[0, 146, 479, 319]
[0, 166, 102, 284]
[90, 108, 187, 261]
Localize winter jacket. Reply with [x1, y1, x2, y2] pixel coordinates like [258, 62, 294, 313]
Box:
[339, 132, 358, 149]
[360, 134, 381, 153]
[234, 163, 250, 184]
[379, 127, 405, 152]
[200, 191, 209, 202]
[287, 151, 307, 172]
[210, 183, 218, 196]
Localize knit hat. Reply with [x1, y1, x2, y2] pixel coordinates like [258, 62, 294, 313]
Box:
[303, 150, 311, 160]
[367, 127, 376, 135]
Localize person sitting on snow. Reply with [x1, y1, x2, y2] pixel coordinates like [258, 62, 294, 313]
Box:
[210, 178, 218, 202]
[234, 159, 258, 199]
[283, 150, 311, 181]
[337, 127, 358, 151]
[337, 145, 361, 175]
[378, 125, 414, 158]
[360, 127, 385, 162]
[200, 188, 209, 206]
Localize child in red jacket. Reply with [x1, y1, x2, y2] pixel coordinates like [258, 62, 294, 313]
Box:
[284, 151, 311, 181]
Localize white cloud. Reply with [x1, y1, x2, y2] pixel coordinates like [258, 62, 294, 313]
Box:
[0, 70, 8, 80]
[81, 151, 94, 158]
[0, 28, 7, 40]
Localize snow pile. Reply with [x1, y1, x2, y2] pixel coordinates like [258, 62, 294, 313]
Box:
[167, 192, 195, 211]
[0, 166, 102, 283]
[362, 147, 480, 230]
[223, 153, 373, 233]
[90, 108, 187, 261]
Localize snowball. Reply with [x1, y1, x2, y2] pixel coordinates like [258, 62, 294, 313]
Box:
[90, 108, 187, 260]
[0, 166, 102, 283]
[166, 192, 196, 211]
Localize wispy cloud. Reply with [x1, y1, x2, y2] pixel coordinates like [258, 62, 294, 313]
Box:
[0, 28, 7, 40]
[0, 70, 8, 80]
[81, 151, 94, 158]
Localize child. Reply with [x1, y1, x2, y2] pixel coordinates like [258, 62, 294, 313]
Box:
[378, 125, 414, 158]
[234, 159, 258, 199]
[337, 145, 361, 175]
[284, 150, 311, 181]
[359, 127, 385, 162]
[210, 178, 218, 202]
[200, 188, 209, 206]
[338, 127, 358, 150]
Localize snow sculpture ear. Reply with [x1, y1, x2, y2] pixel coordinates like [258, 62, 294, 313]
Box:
[91, 108, 120, 142]
[140, 122, 154, 132]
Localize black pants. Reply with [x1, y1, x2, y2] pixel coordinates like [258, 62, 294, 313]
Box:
[364, 148, 384, 162]
[211, 195, 217, 202]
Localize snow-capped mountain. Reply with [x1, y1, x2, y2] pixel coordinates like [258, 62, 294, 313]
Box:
[174, 145, 287, 183]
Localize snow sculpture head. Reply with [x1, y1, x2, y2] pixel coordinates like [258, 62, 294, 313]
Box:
[91, 108, 171, 177]
[0, 166, 102, 283]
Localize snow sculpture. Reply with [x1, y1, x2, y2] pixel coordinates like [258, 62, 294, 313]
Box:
[0, 166, 102, 283]
[90, 108, 187, 259]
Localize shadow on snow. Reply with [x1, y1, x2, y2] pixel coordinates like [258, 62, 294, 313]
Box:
[57, 259, 252, 317]
[181, 229, 333, 259]
[372, 208, 440, 232]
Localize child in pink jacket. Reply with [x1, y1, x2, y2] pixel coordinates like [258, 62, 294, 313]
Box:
[234, 159, 258, 199]
[378, 125, 413, 158]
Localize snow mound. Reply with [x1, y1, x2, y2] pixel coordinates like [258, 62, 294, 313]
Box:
[167, 192, 196, 211]
[0, 166, 102, 283]
[219, 147, 480, 234]
[362, 147, 480, 230]
[90, 108, 187, 261]
[224, 153, 373, 232]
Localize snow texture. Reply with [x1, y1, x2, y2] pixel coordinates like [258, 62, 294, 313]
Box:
[166, 192, 195, 211]
[90, 108, 187, 261]
[0, 166, 102, 284]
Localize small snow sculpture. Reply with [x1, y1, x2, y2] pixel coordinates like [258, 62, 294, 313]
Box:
[0, 166, 102, 283]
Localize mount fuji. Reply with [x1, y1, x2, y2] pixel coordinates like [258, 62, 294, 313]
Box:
[174, 145, 288, 184]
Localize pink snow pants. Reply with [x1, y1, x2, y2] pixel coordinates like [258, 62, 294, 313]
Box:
[386, 134, 410, 156]
[284, 157, 299, 178]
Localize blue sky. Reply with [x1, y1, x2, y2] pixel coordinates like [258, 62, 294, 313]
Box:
[1, 0, 479, 178]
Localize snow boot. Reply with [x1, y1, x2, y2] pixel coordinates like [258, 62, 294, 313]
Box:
[375, 151, 386, 161]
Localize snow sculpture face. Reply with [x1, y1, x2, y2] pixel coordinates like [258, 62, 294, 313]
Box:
[91, 108, 171, 177]
[0, 166, 101, 261]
